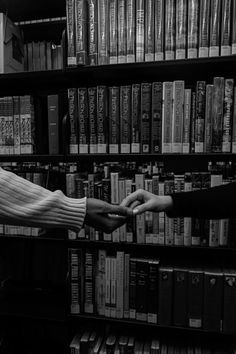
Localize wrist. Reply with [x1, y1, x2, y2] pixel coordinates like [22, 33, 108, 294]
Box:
[161, 196, 173, 213]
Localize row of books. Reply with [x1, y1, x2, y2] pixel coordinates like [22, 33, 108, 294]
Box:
[70, 329, 231, 354]
[68, 77, 236, 155]
[69, 248, 236, 333]
[24, 41, 63, 72]
[66, 0, 236, 66]
[66, 165, 236, 248]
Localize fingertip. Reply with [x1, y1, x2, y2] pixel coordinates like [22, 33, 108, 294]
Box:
[133, 208, 139, 215]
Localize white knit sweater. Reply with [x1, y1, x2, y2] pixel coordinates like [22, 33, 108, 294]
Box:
[0, 167, 86, 231]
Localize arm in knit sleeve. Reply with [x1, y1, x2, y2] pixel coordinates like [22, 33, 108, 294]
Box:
[0, 167, 86, 231]
[167, 181, 236, 219]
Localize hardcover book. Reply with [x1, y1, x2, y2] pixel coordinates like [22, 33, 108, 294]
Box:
[126, 0, 135, 63]
[187, 0, 199, 58]
[66, 0, 76, 66]
[188, 268, 203, 328]
[117, 0, 126, 63]
[199, 0, 210, 57]
[87, 0, 99, 65]
[154, 0, 164, 61]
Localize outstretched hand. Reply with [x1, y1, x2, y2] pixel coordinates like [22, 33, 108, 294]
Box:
[84, 198, 133, 233]
[120, 189, 173, 215]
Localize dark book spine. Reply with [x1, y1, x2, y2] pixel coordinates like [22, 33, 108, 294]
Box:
[87, 0, 98, 65]
[97, 86, 108, 153]
[136, 258, 149, 321]
[68, 88, 78, 154]
[88, 87, 97, 153]
[129, 258, 136, 319]
[158, 266, 173, 326]
[223, 270, 236, 333]
[151, 82, 162, 153]
[108, 86, 120, 154]
[75, 0, 88, 65]
[78, 88, 89, 153]
[84, 249, 95, 314]
[211, 77, 225, 152]
[69, 248, 84, 314]
[173, 268, 188, 327]
[141, 83, 152, 153]
[120, 86, 131, 153]
[188, 269, 203, 328]
[147, 260, 159, 323]
[194, 81, 206, 153]
[47, 94, 59, 155]
[131, 84, 141, 153]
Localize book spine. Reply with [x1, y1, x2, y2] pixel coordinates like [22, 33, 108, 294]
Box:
[109, 0, 118, 64]
[75, 0, 88, 65]
[109, 86, 120, 154]
[68, 88, 79, 154]
[5, 96, 14, 155]
[88, 87, 97, 153]
[222, 78, 234, 152]
[144, 179, 153, 244]
[141, 83, 151, 153]
[165, 0, 175, 60]
[221, 0, 232, 56]
[164, 175, 175, 245]
[199, 0, 210, 57]
[232, 0, 236, 54]
[173, 175, 185, 246]
[117, 0, 126, 63]
[97, 86, 108, 153]
[131, 83, 141, 153]
[183, 173, 192, 246]
[125, 179, 134, 243]
[158, 180, 165, 245]
[66, 0, 76, 66]
[123, 253, 130, 318]
[96, 249, 106, 316]
[105, 256, 111, 317]
[231, 87, 236, 152]
[190, 91, 196, 153]
[182, 88, 191, 153]
[135, 174, 145, 243]
[209, 0, 221, 57]
[136, 0, 145, 62]
[126, 0, 135, 63]
[175, 0, 187, 59]
[144, 0, 155, 62]
[223, 270, 236, 333]
[84, 250, 95, 313]
[162, 82, 173, 153]
[129, 258, 136, 319]
[151, 82, 162, 153]
[110, 256, 117, 317]
[120, 86, 131, 153]
[173, 268, 188, 326]
[116, 251, 124, 318]
[78, 88, 89, 153]
[69, 248, 83, 314]
[13, 96, 21, 155]
[118, 178, 126, 242]
[194, 81, 206, 153]
[188, 269, 203, 328]
[158, 267, 173, 326]
[98, 0, 109, 65]
[154, 0, 164, 61]
[147, 260, 159, 323]
[187, 0, 199, 58]
[87, 0, 99, 65]
[172, 80, 185, 153]
[209, 174, 223, 247]
[136, 259, 148, 321]
[152, 175, 159, 244]
[211, 77, 225, 152]
[47, 94, 60, 155]
[204, 84, 214, 152]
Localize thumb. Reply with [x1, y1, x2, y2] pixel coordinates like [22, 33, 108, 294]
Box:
[133, 202, 152, 215]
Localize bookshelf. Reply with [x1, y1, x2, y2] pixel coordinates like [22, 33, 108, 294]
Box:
[1, 1, 236, 353]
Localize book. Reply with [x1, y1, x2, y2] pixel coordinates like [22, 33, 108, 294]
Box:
[5, 96, 14, 155]
[183, 173, 192, 246]
[140, 83, 151, 153]
[105, 256, 111, 317]
[88, 87, 97, 153]
[158, 266, 173, 326]
[69, 248, 83, 314]
[78, 88, 89, 153]
[223, 269, 236, 333]
[75, 0, 88, 65]
[136, 258, 149, 321]
[117, 0, 126, 63]
[151, 82, 162, 153]
[108, 86, 119, 154]
[194, 81, 206, 153]
[147, 259, 159, 323]
[182, 88, 192, 153]
[131, 83, 141, 153]
[187, 0, 199, 58]
[188, 269, 203, 328]
[209, 0, 221, 57]
[203, 269, 223, 331]
[126, 0, 135, 63]
[120, 86, 131, 153]
[172, 80, 185, 153]
[222, 78, 234, 152]
[96, 249, 106, 316]
[162, 82, 173, 153]
[204, 84, 214, 152]
[232, 0, 236, 54]
[109, 0, 118, 64]
[209, 174, 223, 247]
[135, 174, 145, 243]
[173, 267, 188, 327]
[129, 257, 136, 319]
[97, 86, 108, 153]
[165, 0, 176, 60]
[110, 256, 117, 317]
[84, 250, 95, 313]
[221, 0, 232, 56]
[154, 0, 164, 61]
[66, 0, 76, 66]
[87, 0, 99, 65]
[0, 13, 24, 73]
[211, 77, 224, 152]
[136, 0, 145, 62]
[190, 90, 196, 153]
[123, 253, 130, 318]
[144, 0, 155, 62]
[175, 0, 187, 59]
[198, 0, 210, 57]
[68, 88, 79, 154]
[232, 87, 236, 152]
[116, 251, 124, 318]
[20, 95, 35, 154]
[13, 95, 21, 155]
[173, 175, 185, 246]
[98, 0, 109, 65]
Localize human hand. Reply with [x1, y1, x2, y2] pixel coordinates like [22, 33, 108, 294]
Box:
[120, 189, 173, 215]
[84, 198, 133, 233]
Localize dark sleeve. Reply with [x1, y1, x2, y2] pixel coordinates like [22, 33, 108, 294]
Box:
[167, 181, 236, 219]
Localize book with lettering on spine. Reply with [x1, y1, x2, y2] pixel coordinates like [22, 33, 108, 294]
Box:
[126, 0, 135, 63]
[162, 82, 173, 153]
[20, 95, 35, 154]
[78, 88, 89, 153]
[144, 0, 155, 62]
[96, 249, 106, 316]
[108, 86, 120, 154]
[136, 258, 148, 321]
[172, 80, 185, 153]
[109, 0, 118, 64]
[69, 248, 84, 314]
[13, 95, 21, 155]
[173, 267, 188, 327]
[154, 0, 164, 61]
[136, 0, 145, 62]
[204, 84, 214, 152]
[131, 83, 141, 153]
[84, 249, 95, 313]
[5, 96, 14, 155]
[187, 0, 199, 58]
[88, 87, 97, 153]
[120, 86, 131, 153]
[75, 0, 88, 65]
[175, 0, 187, 59]
[209, 174, 223, 247]
[222, 79, 234, 153]
[190, 91, 196, 153]
[116, 251, 124, 318]
[194, 81, 206, 153]
[141, 83, 151, 153]
[98, 0, 109, 65]
[147, 260, 159, 323]
[97, 86, 108, 153]
[183, 173, 192, 246]
[182, 88, 191, 153]
[188, 269, 203, 328]
[209, 0, 221, 57]
[211, 77, 224, 152]
[165, 0, 175, 60]
[173, 175, 185, 246]
[129, 257, 137, 319]
[87, 0, 99, 65]
[117, 0, 126, 63]
[68, 88, 78, 154]
[151, 82, 162, 153]
[223, 269, 236, 333]
[66, 0, 76, 66]
[110, 256, 117, 318]
[158, 266, 173, 326]
[221, 0, 232, 56]
[199, 0, 210, 57]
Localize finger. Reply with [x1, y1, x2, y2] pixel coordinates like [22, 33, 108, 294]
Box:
[120, 190, 141, 207]
[133, 201, 153, 215]
[130, 201, 141, 210]
[107, 204, 133, 217]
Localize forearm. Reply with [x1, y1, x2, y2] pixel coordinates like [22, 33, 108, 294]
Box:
[167, 182, 236, 219]
[0, 168, 86, 231]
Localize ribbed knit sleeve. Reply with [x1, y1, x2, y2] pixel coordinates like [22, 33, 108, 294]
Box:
[0, 167, 86, 231]
[167, 181, 236, 219]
